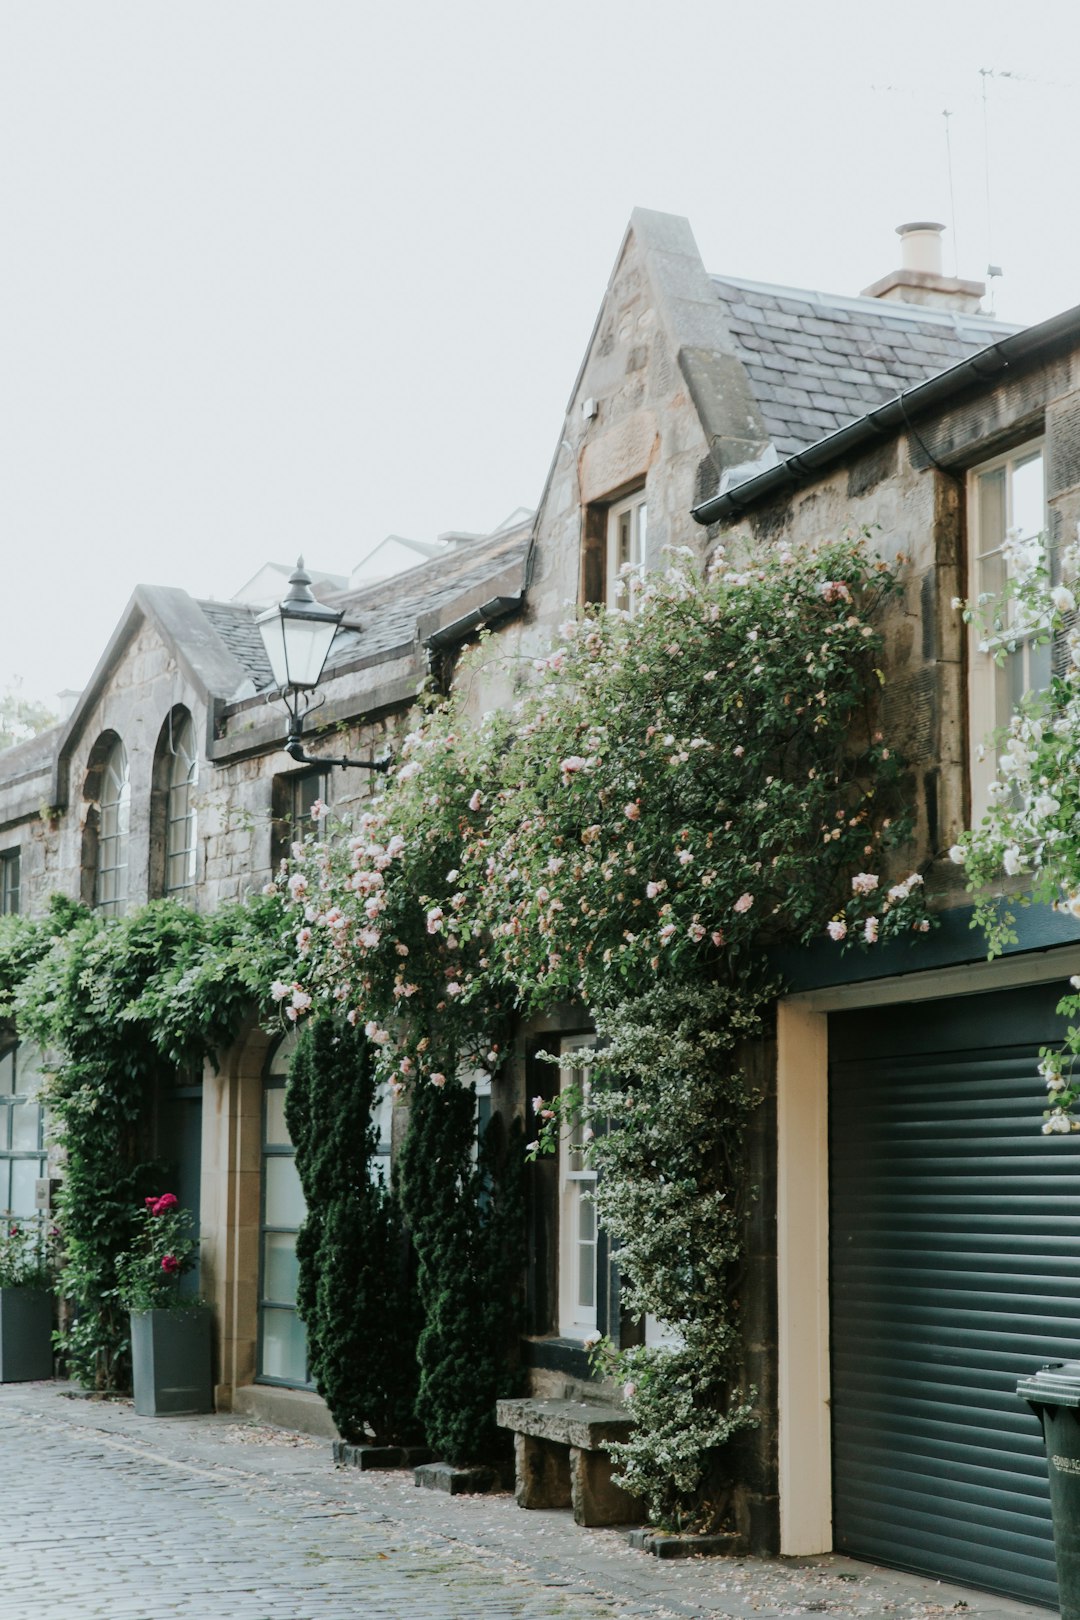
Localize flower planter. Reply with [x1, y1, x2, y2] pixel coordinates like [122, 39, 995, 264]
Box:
[130, 1307, 212, 1416]
[0, 1288, 53, 1382]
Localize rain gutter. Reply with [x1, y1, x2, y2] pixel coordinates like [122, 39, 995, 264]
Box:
[691, 301, 1080, 526]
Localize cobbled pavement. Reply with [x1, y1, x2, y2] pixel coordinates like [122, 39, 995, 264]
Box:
[0, 1381, 1050, 1620]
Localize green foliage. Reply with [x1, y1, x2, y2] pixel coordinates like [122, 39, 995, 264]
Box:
[285, 1017, 422, 1446]
[0, 680, 57, 754]
[116, 1194, 199, 1312]
[0, 1220, 54, 1290]
[544, 983, 766, 1529]
[954, 532, 1080, 1131]
[398, 1068, 525, 1464]
[275, 533, 925, 1518]
[0, 895, 295, 1390]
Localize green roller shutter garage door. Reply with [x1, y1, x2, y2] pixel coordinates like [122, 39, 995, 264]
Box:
[829, 981, 1080, 1606]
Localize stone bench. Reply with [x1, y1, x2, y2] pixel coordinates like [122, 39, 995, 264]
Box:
[495, 1396, 641, 1526]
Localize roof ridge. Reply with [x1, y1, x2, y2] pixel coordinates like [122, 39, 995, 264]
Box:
[710, 271, 1018, 331]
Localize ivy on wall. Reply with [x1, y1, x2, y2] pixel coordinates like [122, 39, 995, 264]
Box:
[0, 893, 293, 1389]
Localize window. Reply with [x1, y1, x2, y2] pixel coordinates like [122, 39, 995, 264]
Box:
[258, 1032, 312, 1388]
[559, 1041, 598, 1339]
[606, 491, 647, 613]
[96, 738, 130, 917]
[968, 443, 1047, 819]
[0, 850, 19, 916]
[164, 712, 198, 895]
[0, 1041, 46, 1222]
[271, 768, 329, 871]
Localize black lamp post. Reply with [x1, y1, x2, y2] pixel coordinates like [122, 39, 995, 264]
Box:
[255, 558, 391, 773]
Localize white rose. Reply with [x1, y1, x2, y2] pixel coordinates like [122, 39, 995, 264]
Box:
[1053, 585, 1077, 615]
[948, 845, 966, 865]
[1003, 846, 1023, 876]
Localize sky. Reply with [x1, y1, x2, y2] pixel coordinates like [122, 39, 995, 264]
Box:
[3, 0, 1080, 707]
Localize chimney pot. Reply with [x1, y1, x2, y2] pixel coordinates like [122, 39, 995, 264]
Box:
[896, 221, 946, 277]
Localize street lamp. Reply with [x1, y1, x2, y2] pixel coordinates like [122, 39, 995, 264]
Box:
[255, 558, 391, 773]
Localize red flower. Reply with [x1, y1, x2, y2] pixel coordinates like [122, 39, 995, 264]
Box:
[160, 1254, 180, 1274]
[144, 1197, 158, 1210]
[150, 1193, 179, 1216]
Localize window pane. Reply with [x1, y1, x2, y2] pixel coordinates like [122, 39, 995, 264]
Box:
[260, 1305, 308, 1383]
[1029, 637, 1052, 700]
[1013, 452, 1045, 540]
[0, 1110, 9, 1151]
[10, 1103, 40, 1151]
[264, 1088, 291, 1148]
[267, 1034, 297, 1078]
[262, 1232, 300, 1305]
[1, 853, 19, 916]
[15, 1046, 44, 1098]
[618, 513, 631, 567]
[636, 501, 647, 561]
[264, 1155, 306, 1229]
[977, 465, 1007, 558]
[0, 1162, 8, 1211]
[0, 1050, 14, 1096]
[10, 1159, 41, 1217]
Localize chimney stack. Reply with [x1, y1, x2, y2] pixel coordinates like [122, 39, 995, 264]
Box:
[861, 221, 985, 314]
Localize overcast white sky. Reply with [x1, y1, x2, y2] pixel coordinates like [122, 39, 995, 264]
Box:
[3, 0, 1079, 706]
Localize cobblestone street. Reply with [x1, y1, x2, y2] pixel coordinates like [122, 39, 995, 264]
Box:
[0, 1382, 1049, 1620]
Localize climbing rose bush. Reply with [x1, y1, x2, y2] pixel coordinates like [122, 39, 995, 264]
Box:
[953, 526, 1080, 1131]
[270, 531, 929, 1523]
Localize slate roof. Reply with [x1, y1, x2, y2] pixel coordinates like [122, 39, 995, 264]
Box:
[196, 518, 532, 697]
[711, 275, 1019, 460]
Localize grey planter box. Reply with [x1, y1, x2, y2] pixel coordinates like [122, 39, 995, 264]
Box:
[130, 1307, 213, 1416]
[0, 1288, 53, 1382]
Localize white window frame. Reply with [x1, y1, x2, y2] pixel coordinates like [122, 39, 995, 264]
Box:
[96, 739, 130, 917]
[966, 440, 1047, 822]
[165, 712, 199, 895]
[558, 1039, 599, 1340]
[606, 491, 647, 613]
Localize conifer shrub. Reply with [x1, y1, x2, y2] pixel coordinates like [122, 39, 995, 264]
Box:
[285, 1016, 421, 1446]
[399, 1071, 524, 1465]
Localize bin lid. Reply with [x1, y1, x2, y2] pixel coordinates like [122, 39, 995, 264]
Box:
[1016, 1359, 1080, 1408]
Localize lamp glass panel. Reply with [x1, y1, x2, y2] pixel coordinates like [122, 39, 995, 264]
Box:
[256, 612, 291, 690]
[280, 615, 340, 689]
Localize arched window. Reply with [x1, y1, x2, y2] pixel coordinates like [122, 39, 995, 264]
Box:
[164, 711, 198, 895]
[96, 738, 129, 917]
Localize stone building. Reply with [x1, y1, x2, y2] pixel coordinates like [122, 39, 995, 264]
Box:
[690, 284, 1080, 1604]
[1, 207, 1069, 1599]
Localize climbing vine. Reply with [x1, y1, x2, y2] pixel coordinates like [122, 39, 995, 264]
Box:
[0, 893, 293, 1389]
[274, 532, 927, 1521]
[952, 524, 1080, 1132]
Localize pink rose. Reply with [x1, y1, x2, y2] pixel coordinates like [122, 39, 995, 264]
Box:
[733, 893, 754, 914]
[160, 1254, 180, 1274]
[151, 1193, 179, 1216]
[430, 1072, 447, 1088]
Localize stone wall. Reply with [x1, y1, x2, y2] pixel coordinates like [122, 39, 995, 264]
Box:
[707, 344, 1080, 904]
